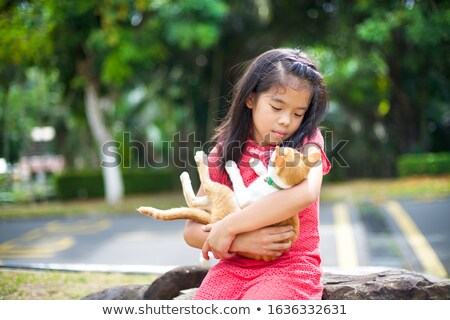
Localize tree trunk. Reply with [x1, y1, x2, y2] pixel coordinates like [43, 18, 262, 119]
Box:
[387, 32, 421, 155]
[84, 81, 124, 204]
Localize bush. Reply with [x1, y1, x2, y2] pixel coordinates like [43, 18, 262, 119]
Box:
[123, 169, 178, 195]
[55, 170, 104, 200]
[55, 169, 178, 200]
[397, 152, 450, 176]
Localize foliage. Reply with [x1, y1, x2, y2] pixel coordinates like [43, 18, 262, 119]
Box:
[0, 0, 54, 65]
[55, 170, 104, 200]
[397, 152, 450, 177]
[123, 168, 178, 195]
[0, 0, 56, 164]
[0, 0, 449, 185]
[0, 68, 68, 162]
[351, 0, 450, 154]
[314, 0, 450, 179]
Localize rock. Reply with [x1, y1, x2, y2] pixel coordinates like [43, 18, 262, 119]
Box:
[173, 288, 199, 300]
[81, 284, 149, 300]
[322, 269, 450, 300]
[81, 266, 450, 300]
[144, 265, 209, 300]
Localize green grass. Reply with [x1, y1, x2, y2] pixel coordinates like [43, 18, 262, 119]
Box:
[321, 175, 450, 203]
[0, 269, 157, 300]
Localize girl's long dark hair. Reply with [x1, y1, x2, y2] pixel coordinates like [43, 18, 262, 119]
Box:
[211, 48, 328, 170]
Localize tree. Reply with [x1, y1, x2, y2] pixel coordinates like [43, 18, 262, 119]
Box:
[354, 0, 450, 154]
[312, 1, 450, 178]
[0, 0, 54, 163]
[3, 0, 228, 203]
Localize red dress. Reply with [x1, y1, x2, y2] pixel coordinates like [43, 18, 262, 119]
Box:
[194, 128, 331, 300]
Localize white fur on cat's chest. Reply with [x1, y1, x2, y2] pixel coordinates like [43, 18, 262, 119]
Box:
[225, 155, 284, 209]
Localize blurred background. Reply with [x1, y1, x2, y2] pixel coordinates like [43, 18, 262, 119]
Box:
[1, 0, 449, 205]
[1, 1, 450, 300]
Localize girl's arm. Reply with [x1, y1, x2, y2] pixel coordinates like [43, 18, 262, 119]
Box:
[183, 186, 295, 257]
[185, 219, 295, 256]
[202, 146, 324, 260]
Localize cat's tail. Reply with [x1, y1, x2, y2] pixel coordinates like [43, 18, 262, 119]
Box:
[137, 206, 211, 225]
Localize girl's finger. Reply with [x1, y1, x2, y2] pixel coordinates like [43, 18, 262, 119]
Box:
[202, 224, 213, 232]
[268, 241, 292, 251]
[273, 230, 296, 242]
[266, 225, 294, 234]
[201, 242, 211, 260]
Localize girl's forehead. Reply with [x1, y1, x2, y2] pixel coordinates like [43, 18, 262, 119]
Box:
[268, 80, 312, 94]
[262, 86, 312, 104]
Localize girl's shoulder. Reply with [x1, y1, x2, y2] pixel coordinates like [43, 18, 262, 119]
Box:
[206, 144, 231, 186]
[303, 128, 331, 175]
[304, 127, 326, 149]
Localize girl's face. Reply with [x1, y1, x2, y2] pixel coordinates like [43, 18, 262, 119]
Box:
[246, 85, 311, 146]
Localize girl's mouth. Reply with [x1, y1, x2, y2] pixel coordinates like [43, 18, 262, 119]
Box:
[272, 130, 288, 139]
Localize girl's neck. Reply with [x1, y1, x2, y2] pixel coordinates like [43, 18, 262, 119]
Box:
[248, 138, 277, 149]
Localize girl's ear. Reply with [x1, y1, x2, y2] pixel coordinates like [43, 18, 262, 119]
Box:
[245, 93, 255, 109]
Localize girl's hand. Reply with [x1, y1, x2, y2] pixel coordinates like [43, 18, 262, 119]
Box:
[201, 220, 236, 260]
[230, 225, 295, 258]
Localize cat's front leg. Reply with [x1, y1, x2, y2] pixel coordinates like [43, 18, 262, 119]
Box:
[249, 158, 267, 176]
[225, 160, 251, 208]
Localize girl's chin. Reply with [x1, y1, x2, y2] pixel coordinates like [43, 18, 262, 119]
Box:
[262, 137, 283, 146]
[252, 133, 284, 146]
[268, 133, 285, 144]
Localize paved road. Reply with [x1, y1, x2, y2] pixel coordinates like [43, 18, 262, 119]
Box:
[0, 197, 449, 277]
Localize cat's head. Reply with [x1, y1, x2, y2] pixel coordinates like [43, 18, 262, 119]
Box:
[269, 146, 321, 187]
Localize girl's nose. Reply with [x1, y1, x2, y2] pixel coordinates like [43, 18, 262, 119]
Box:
[278, 114, 290, 126]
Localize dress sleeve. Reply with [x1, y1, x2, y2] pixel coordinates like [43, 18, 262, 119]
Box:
[207, 145, 231, 187]
[304, 128, 331, 176]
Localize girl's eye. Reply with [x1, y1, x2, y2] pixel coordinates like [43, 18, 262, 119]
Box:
[294, 113, 303, 118]
[271, 105, 281, 111]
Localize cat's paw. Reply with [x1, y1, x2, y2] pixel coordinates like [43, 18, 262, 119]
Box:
[250, 158, 266, 176]
[225, 160, 238, 173]
[194, 151, 206, 163]
[249, 158, 259, 167]
[180, 171, 190, 182]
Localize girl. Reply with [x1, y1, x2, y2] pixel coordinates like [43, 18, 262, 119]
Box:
[183, 48, 331, 300]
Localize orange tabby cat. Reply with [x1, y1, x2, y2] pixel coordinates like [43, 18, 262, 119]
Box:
[138, 146, 320, 261]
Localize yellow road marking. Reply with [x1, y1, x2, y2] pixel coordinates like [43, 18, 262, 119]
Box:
[0, 237, 75, 258]
[45, 219, 111, 234]
[333, 202, 359, 268]
[385, 200, 448, 278]
[20, 229, 44, 241]
[0, 218, 111, 259]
